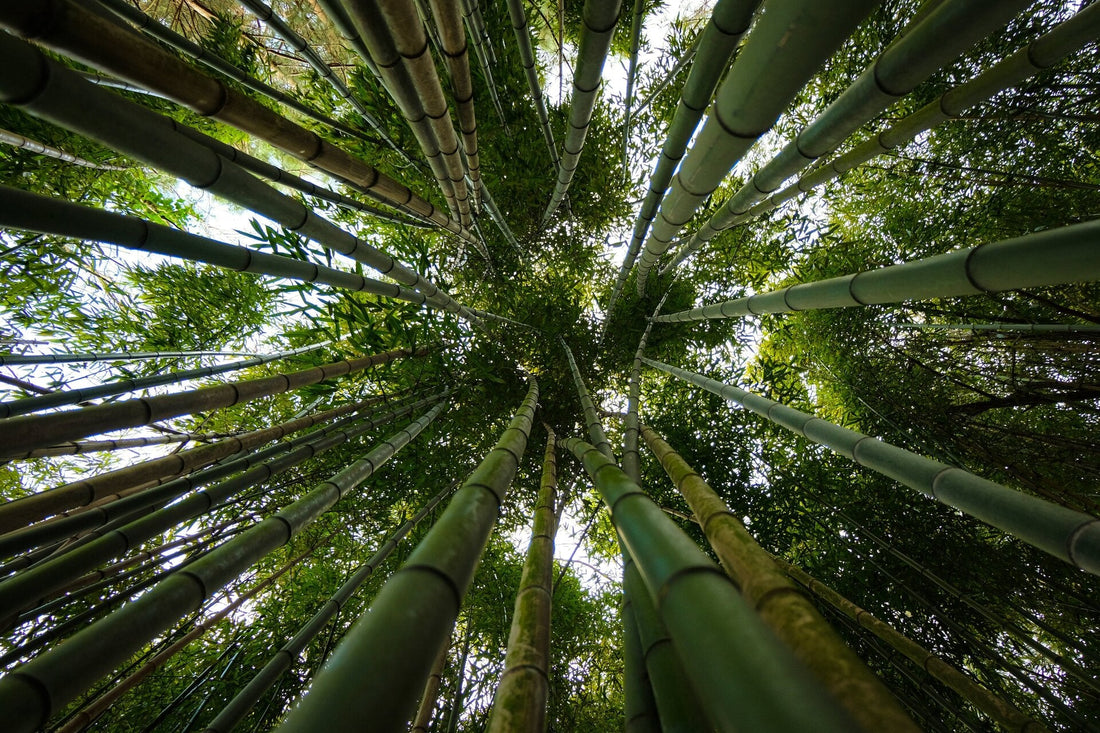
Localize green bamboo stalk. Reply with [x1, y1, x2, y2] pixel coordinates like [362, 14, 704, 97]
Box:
[661, 2, 1100, 273]
[487, 429, 558, 732]
[559, 436, 856, 731]
[203, 481, 455, 732]
[664, 0, 1032, 272]
[621, 290, 670, 480]
[652, 219, 1100, 324]
[480, 183, 522, 252]
[0, 396, 443, 612]
[410, 640, 449, 732]
[0, 126, 124, 170]
[0, 349, 258, 367]
[12, 431, 239, 460]
[541, 0, 623, 225]
[0, 32, 480, 323]
[634, 0, 877, 294]
[54, 532, 338, 733]
[897, 322, 1100, 334]
[602, 0, 759, 328]
[0, 393, 395, 533]
[621, 585, 660, 732]
[460, 0, 506, 126]
[0, 340, 333, 419]
[619, 0, 646, 176]
[631, 38, 698, 119]
[0, 187, 444, 313]
[277, 378, 539, 731]
[638, 423, 918, 731]
[0, 402, 446, 733]
[775, 557, 1052, 733]
[560, 339, 614, 460]
[0, 0, 472, 238]
[505, 0, 559, 167]
[0, 345, 427, 460]
[642, 358, 1100, 576]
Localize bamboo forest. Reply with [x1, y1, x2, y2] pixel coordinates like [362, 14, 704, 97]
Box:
[1, 0, 1099, 730]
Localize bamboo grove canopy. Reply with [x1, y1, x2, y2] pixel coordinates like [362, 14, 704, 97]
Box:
[0, 0, 1098, 730]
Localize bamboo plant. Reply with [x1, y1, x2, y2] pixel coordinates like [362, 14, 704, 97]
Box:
[0, 126, 124, 170]
[505, 0, 559, 168]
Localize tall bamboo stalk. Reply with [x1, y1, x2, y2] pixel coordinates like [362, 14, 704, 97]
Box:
[776, 558, 1052, 733]
[638, 423, 918, 731]
[621, 290, 669, 479]
[540, 0, 622, 225]
[0, 345, 428, 459]
[11, 431, 239, 460]
[411, 639, 450, 732]
[505, 0, 559, 168]
[203, 482, 455, 732]
[662, 2, 1100, 273]
[653, 219, 1100, 324]
[278, 378, 539, 731]
[0, 126, 124, 170]
[642, 358, 1100, 576]
[487, 429, 558, 732]
[619, 0, 646, 176]
[0, 402, 446, 733]
[0, 349, 258, 367]
[0, 393, 396, 533]
[0, 340, 333, 419]
[898, 322, 1100, 334]
[460, 0, 506, 126]
[559, 436, 856, 731]
[0, 0, 474, 239]
[634, 0, 877, 294]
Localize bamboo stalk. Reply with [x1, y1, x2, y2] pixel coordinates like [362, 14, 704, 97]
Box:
[0, 126, 124, 170]
[638, 423, 918, 732]
[634, 0, 877, 294]
[0, 345, 428, 459]
[0, 349, 259, 366]
[203, 482, 455, 732]
[505, 0, 559, 167]
[461, 0, 506, 126]
[642, 358, 1100, 576]
[11, 431, 239, 460]
[541, 0, 623, 225]
[0, 402, 447, 733]
[411, 638, 449, 732]
[662, 1, 1100, 273]
[897, 322, 1100, 334]
[619, 0, 646, 176]
[487, 429, 558, 732]
[559, 436, 856, 731]
[652, 219, 1100, 324]
[279, 378, 539, 731]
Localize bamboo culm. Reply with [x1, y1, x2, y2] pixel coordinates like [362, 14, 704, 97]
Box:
[278, 379, 539, 731]
[642, 358, 1100, 575]
[0, 126, 124, 170]
[505, 0, 559, 167]
[0, 401, 448, 733]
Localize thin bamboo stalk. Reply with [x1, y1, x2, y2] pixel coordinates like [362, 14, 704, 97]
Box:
[642, 358, 1100, 576]
[0, 349, 258, 367]
[0, 187, 443, 314]
[898, 322, 1100, 334]
[0, 340, 333, 419]
[505, 0, 558, 167]
[0, 345, 428, 460]
[776, 557, 1052, 733]
[634, 0, 877, 294]
[541, 0, 622, 225]
[0, 0, 474, 239]
[203, 482, 455, 732]
[0, 402, 447, 733]
[621, 290, 670, 478]
[621, 580, 660, 732]
[631, 38, 697, 118]
[653, 219, 1100, 324]
[662, 2, 1100, 273]
[12, 432, 239, 460]
[487, 429, 558, 731]
[638, 423, 918, 731]
[410, 639, 449, 732]
[559, 436, 856, 731]
[313, 0, 382, 80]
[560, 339, 613, 460]
[278, 378, 539, 731]
[461, 0, 506, 126]
[0, 393, 395, 533]
[619, 0, 646, 175]
[0, 126, 125, 170]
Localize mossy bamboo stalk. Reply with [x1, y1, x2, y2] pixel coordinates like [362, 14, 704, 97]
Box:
[634, 0, 877, 294]
[605, 0, 758, 317]
[638, 423, 918, 732]
[0, 187, 445, 313]
[0, 0, 474, 239]
[560, 436, 856, 731]
[12, 431, 239, 461]
[653, 219, 1100, 324]
[662, 2, 1100, 273]
[277, 378, 539, 731]
[642, 358, 1100, 576]
[0, 126, 124, 170]
[541, 0, 622, 225]
[487, 429, 558, 732]
[429, 0, 483, 211]
[54, 533, 336, 733]
[203, 482, 455, 732]
[410, 640, 449, 732]
[0, 393, 395, 533]
[0, 402, 446, 733]
[0, 345, 427, 460]
[0, 340, 332, 419]
[776, 557, 1052, 733]
[505, 0, 559, 167]
[0, 34, 480, 323]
